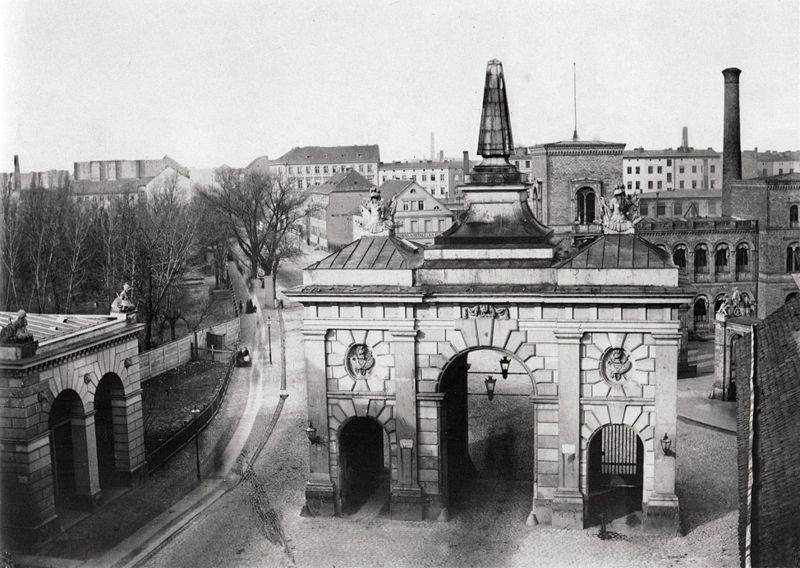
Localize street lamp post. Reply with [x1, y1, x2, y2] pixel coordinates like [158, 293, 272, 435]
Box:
[191, 404, 201, 481]
[267, 316, 273, 365]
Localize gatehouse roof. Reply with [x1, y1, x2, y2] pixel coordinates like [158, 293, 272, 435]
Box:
[556, 234, 674, 270]
[307, 235, 423, 270]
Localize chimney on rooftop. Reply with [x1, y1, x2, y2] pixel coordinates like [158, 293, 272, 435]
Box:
[722, 68, 742, 191]
[439, 150, 444, 162]
[681, 126, 689, 150]
[430, 132, 435, 161]
[13, 155, 20, 191]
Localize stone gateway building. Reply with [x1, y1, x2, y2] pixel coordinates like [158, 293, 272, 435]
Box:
[287, 60, 691, 532]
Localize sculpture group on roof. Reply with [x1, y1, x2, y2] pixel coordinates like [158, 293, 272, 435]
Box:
[0, 310, 34, 345]
[110, 283, 136, 314]
[717, 288, 757, 319]
[599, 185, 640, 234]
[359, 187, 397, 235]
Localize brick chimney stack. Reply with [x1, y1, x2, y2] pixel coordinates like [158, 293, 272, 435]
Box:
[722, 68, 742, 191]
[681, 126, 689, 150]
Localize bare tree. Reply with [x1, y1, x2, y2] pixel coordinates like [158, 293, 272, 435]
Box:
[197, 168, 274, 280]
[192, 193, 230, 289]
[1, 182, 24, 309]
[22, 183, 59, 312]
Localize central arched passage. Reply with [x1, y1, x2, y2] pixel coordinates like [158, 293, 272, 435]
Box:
[439, 348, 534, 520]
[338, 417, 389, 514]
[94, 373, 126, 490]
[49, 389, 86, 509]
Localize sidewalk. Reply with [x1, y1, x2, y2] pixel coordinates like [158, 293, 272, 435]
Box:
[16, 264, 283, 568]
[677, 341, 737, 434]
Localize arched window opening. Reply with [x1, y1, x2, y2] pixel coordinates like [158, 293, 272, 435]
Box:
[787, 243, 800, 273]
[714, 294, 727, 315]
[693, 296, 708, 323]
[735, 244, 749, 274]
[673, 245, 687, 272]
[790, 205, 798, 228]
[714, 244, 729, 273]
[576, 187, 596, 224]
[694, 245, 709, 274]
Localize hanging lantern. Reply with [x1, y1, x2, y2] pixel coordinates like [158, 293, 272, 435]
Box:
[499, 355, 511, 379]
[484, 375, 497, 401]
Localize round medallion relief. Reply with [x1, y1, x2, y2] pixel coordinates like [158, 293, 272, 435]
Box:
[346, 343, 376, 378]
[600, 347, 632, 384]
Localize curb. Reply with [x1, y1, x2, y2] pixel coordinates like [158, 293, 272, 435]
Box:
[677, 414, 736, 435]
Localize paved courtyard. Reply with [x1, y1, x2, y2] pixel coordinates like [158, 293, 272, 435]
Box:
[142, 298, 739, 568]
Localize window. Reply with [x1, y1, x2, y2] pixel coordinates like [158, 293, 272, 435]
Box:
[525, 160, 531, 168]
[715, 244, 729, 273]
[657, 166, 663, 174]
[673, 201, 682, 215]
[692, 180, 697, 189]
[679, 166, 685, 173]
[418, 200, 424, 210]
[648, 166, 653, 174]
[411, 175, 416, 181]
[640, 202, 649, 216]
[323, 165, 329, 174]
[440, 173, 445, 181]
[736, 243, 749, 272]
[679, 180, 685, 189]
[305, 166, 311, 174]
[694, 244, 709, 274]
[779, 168, 784, 175]
[575, 187, 596, 224]
[635, 181, 641, 190]
[627, 167, 632, 174]
[410, 220, 418, 233]
[692, 165, 697, 173]
[787, 243, 800, 273]
[710, 165, 716, 173]
[367, 164, 373, 172]
[422, 174, 427, 181]
[693, 296, 708, 324]
[439, 219, 446, 231]
[673, 245, 687, 272]
[656, 203, 666, 216]
[288, 166, 294, 174]
[635, 167, 640, 174]
[667, 173, 672, 183]
[358, 165, 364, 172]
[627, 182, 632, 190]
[667, 159, 672, 166]
[314, 166, 320, 174]
[762, 168, 768, 176]
[424, 220, 432, 233]
[710, 180, 715, 189]
[402, 201, 410, 211]
[790, 205, 799, 228]
[648, 181, 653, 189]
[657, 181, 663, 189]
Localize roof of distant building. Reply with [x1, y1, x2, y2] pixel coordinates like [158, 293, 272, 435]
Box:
[307, 235, 423, 270]
[276, 145, 380, 165]
[556, 234, 673, 269]
[72, 177, 155, 196]
[732, 172, 800, 184]
[746, 150, 800, 162]
[623, 147, 720, 159]
[377, 179, 416, 200]
[638, 189, 723, 200]
[244, 155, 272, 171]
[545, 139, 626, 148]
[311, 171, 375, 196]
[379, 160, 464, 170]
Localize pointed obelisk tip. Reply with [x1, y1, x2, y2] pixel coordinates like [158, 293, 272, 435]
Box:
[477, 59, 514, 160]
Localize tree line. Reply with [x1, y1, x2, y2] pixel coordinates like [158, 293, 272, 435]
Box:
[1, 166, 311, 349]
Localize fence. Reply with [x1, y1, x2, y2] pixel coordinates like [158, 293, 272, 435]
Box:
[146, 353, 237, 473]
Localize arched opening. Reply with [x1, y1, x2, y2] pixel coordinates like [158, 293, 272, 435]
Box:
[728, 334, 742, 401]
[787, 243, 800, 273]
[790, 204, 798, 228]
[714, 244, 729, 274]
[49, 389, 86, 509]
[693, 296, 708, 326]
[714, 293, 727, 315]
[439, 348, 533, 519]
[672, 245, 687, 273]
[694, 244, 709, 274]
[575, 187, 596, 224]
[735, 243, 750, 278]
[586, 424, 644, 526]
[94, 373, 126, 490]
[338, 417, 389, 514]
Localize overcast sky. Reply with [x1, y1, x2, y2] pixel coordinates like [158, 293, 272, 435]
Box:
[1, 0, 798, 171]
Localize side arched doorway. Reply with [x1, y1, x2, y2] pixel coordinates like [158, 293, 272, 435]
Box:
[49, 389, 87, 509]
[94, 373, 126, 489]
[439, 348, 534, 519]
[338, 417, 389, 514]
[586, 424, 644, 526]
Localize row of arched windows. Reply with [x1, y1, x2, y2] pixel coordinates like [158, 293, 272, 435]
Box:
[671, 242, 751, 275]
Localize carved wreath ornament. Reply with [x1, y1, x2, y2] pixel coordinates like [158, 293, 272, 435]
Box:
[600, 347, 632, 385]
[460, 304, 511, 319]
[346, 343, 376, 377]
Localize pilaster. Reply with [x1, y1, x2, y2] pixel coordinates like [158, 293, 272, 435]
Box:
[302, 329, 335, 516]
[551, 331, 584, 529]
[388, 329, 423, 520]
[71, 411, 103, 510]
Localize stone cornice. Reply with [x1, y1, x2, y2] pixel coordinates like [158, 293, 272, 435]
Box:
[0, 328, 141, 375]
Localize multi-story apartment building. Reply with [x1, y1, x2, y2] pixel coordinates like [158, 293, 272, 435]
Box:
[306, 170, 378, 250]
[638, 189, 722, 219]
[742, 149, 800, 178]
[253, 145, 380, 189]
[382, 180, 454, 244]
[378, 159, 466, 200]
[623, 129, 721, 192]
[510, 146, 533, 183]
[72, 155, 189, 182]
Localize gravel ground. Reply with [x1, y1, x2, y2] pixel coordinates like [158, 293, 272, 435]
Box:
[144, 297, 740, 568]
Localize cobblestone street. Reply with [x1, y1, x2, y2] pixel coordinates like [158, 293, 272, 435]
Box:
[143, 299, 739, 568]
